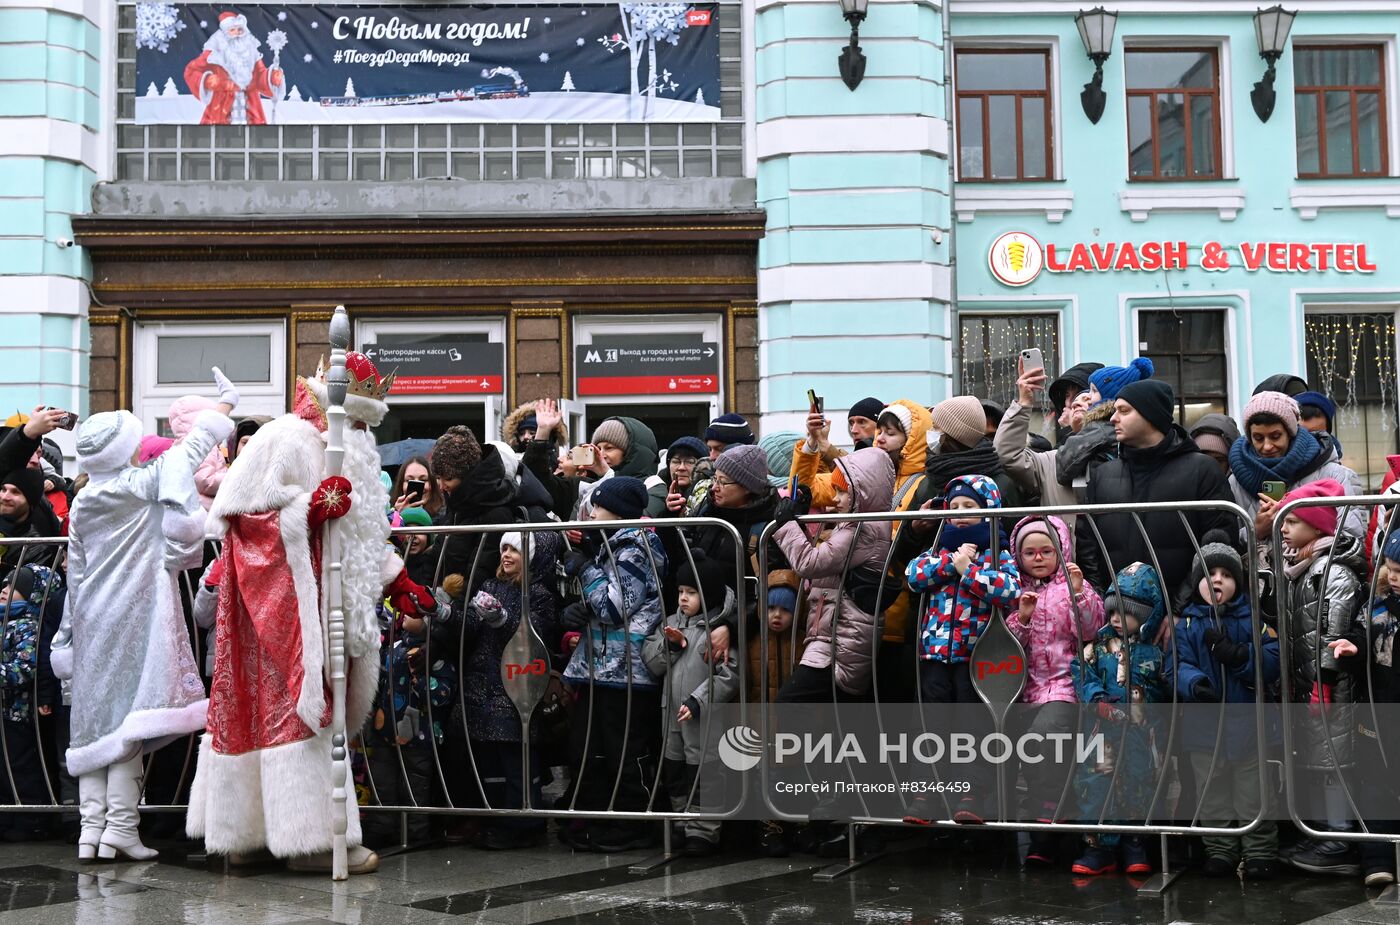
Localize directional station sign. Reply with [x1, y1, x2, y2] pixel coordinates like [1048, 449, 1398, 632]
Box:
[575, 340, 721, 396]
[364, 341, 505, 395]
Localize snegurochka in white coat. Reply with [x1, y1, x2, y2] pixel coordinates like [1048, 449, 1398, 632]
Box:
[52, 368, 239, 861]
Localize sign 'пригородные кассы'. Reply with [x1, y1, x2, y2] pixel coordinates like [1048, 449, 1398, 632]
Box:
[134, 3, 720, 125]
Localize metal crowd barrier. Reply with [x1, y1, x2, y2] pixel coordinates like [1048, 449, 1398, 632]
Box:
[1272, 493, 1400, 905]
[756, 499, 1272, 891]
[0, 517, 751, 877]
[8, 491, 1400, 895]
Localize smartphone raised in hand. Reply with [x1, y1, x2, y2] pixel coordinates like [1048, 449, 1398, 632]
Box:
[570, 445, 597, 467]
[1262, 480, 1287, 502]
[1019, 348, 1044, 375]
[405, 479, 427, 502]
[807, 389, 824, 415]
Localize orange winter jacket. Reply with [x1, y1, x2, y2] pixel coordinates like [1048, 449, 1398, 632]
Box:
[788, 399, 931, 643]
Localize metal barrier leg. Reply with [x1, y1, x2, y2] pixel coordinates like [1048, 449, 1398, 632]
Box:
[628, 820, 676, 874]
[1376, 842, 1400, 905]
[1136, 834, 1183, 896]
[813, 824, 883, 883]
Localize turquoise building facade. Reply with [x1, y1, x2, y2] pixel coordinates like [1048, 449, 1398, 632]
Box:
[757, 0, 1400, 486]
[0, 0, 109, 417]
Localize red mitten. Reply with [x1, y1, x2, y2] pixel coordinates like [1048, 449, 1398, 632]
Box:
[385, 568, 434, 618]
[1095, 700, 1126, 724]
[204, 558, 224, 590]
[309, 476, 353, 529]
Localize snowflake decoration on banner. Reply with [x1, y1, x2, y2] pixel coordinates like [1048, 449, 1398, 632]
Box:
[277, 10, 287, 20]
[199, 19, 207, 27]
[303, 53, 313, 63]
[576, 37, 585, 46]
[538, 52, 550, 63]
[623, 2, 690, 47]
[135, 2, 186, 53]
[267, 29, 288, 53]
[543, 16, 551, 24]
[310, 20, 319, 28]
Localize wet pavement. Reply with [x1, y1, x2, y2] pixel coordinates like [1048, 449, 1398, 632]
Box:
[0, 826, 1391, 925]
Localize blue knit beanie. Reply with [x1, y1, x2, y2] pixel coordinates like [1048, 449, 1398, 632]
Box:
[1383, 528, 1400, 566]
[667, 436, 708, 460]
[589, 476, 649, 521]
[1294, 391, 1336, 430]
[768, 585, 798, 613]
[705, 413, 755, 446]
[1089, 357, 1155, 405]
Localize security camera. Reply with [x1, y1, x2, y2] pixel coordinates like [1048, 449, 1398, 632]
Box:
[55, 238, 75, 249]
[931, 229, 944, 245]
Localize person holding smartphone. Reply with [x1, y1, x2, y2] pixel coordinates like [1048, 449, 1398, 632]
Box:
[1226, 391, 1364, 557]
[390, 456, 443, 519]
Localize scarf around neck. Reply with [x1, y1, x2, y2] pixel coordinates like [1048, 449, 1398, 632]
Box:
[1229, 427, 1323, 496]
[936, 520, 1010, 557]
[925, 440, 1004, 498]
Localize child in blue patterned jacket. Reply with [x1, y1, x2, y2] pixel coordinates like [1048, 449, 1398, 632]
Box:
[557, 476, 668, 854]
[1070, 561, 1170, 878]
[0, 565, 53, 840]
[904, 474, 1020, 824]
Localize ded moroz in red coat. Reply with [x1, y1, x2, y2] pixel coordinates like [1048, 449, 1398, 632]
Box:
[183, 50, 277, 125]
[186, 365, 404, 860]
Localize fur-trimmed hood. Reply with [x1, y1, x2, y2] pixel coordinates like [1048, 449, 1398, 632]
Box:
[501, 402, 566, 445]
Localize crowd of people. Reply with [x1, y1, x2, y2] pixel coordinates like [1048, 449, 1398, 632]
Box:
[4, 350, 1400, 887]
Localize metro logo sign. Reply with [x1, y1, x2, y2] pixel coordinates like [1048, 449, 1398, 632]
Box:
[686, 9, 712, 25]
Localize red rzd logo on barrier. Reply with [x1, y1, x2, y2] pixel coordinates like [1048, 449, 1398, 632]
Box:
[686, 9, 712, 25]
[973, 655, 1024, 680]
[505, 659, 548, 680]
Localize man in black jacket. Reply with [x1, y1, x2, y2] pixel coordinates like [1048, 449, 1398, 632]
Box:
[0, 469, 61, 569]
[1074, 379, 1235, 597]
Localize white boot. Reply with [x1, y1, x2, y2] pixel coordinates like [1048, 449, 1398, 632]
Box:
[77, 768, 107, 861]
[96, 755, 158, 861]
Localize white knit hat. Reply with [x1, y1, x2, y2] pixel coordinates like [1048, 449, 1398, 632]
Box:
[76, 411, 143, 474]
[878, 403, 913, 437]
[500, 531, 523, 553]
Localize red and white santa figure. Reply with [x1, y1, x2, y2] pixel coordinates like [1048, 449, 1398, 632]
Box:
[186, 351, 435, 874]
[183, 11, 283, 125]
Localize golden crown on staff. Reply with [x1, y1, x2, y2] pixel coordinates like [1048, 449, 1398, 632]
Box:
[321, 306, 352, 880]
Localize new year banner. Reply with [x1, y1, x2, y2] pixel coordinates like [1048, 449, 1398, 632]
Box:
[134, 2, 721, 124]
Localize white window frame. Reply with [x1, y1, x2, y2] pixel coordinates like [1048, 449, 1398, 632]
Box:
[355, 316, 507, 440]
[134, 320, 287, 434]
[572, 313, 724, 440]
[949, 36, 1064, 183]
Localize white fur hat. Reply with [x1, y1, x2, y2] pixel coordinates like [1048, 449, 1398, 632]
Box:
[218, 11, 248, 31]
[76, 411, 143, 474]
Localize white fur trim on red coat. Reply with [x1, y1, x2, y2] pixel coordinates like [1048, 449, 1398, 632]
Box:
[210, 414, 324, 534]
[280, 494, 325, 731]
[185, 727, 364, 858]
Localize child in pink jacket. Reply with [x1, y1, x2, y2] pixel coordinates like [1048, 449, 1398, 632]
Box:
[1008, 515, 1105, 866]
[167, 369, 239, 509]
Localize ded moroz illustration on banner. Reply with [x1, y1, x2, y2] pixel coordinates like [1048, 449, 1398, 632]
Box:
[134, 2, 721, 124]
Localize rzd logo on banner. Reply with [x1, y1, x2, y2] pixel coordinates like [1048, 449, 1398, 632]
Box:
[988, 231, 1045, 287]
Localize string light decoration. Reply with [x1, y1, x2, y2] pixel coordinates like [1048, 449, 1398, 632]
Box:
[958, 314, 1060, 407]
[1305, 312, 1396, 434]
[1305, 312, 1397, 488]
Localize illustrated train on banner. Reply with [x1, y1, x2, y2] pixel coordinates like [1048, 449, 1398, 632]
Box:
[135, 2, 721, 124]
